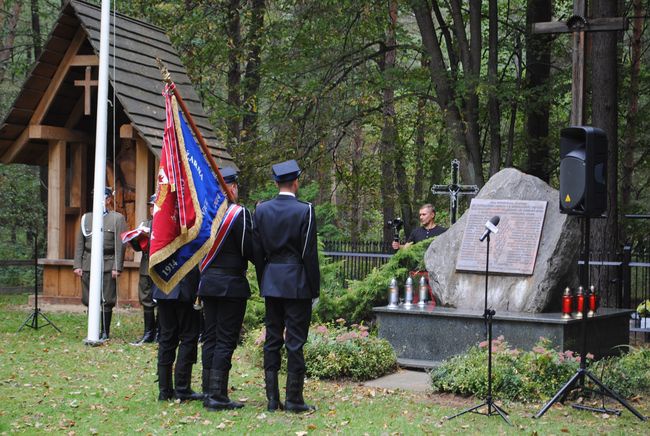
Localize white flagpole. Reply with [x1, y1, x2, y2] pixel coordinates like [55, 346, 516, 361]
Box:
[86, 0, 112, 344]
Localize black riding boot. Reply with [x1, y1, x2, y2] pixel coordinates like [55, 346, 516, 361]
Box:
[202, 368, 210, 399]
[174, 364, 203, 401]
[154, 312, 160, 343]
[203, 369, 244, 411]
[157, 365, 174, 401]
[285, 372, 315, 413]
[131, 310, 155, 345]
[100, 311, 112, 340]
[265, 371, 283, 412]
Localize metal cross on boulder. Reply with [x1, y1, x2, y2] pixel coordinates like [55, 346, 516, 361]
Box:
[431, 159, 478, 225]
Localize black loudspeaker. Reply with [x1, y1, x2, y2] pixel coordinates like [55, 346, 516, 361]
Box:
[559, 126, 607, 216]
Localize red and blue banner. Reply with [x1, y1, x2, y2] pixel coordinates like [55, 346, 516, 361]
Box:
[149, 85, 228, 293]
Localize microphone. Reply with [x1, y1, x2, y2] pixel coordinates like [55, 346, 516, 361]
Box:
[479, 216, 500, 242]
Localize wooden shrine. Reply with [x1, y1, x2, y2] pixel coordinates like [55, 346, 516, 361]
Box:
[0, 0, 233, 306]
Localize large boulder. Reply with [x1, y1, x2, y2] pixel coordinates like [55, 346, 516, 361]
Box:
[424, 168, 581, 313]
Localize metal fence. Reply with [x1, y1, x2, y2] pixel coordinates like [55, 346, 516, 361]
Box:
[0, 259, 42, 294]
[321, 238, 650, 314]
[581, 241, 650, 336]
[322, 240, 393, 281]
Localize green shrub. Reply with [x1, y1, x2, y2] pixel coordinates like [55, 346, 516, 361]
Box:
[431, 337, 581, 402]
[243, 320, 397, 381]
[315, 238, 432, 324]
[592, 346, 650, 398]
[431, 338, 650, 402]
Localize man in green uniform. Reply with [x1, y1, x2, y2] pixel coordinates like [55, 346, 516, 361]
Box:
[73, 187, 126, 340]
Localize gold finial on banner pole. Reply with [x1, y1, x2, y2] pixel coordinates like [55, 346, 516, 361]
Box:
[155, 57, 173, 85]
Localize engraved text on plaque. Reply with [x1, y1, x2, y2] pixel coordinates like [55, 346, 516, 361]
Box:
[456, 199, 547, 275]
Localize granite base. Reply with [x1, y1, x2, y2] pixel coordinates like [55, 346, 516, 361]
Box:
[374, 305, 633, 368]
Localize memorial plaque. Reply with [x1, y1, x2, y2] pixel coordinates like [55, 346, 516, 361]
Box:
[456, 199, 547, 275]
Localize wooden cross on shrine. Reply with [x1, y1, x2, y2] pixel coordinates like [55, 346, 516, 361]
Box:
[74, 66, 98, 115]
[431, 159, 478, 224]
[532, 0, 627, 125]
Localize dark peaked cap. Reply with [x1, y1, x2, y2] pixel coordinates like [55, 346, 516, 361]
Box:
[92, 187, 113, 197]
[272, 159, 302, 182]
[220, 167, 238, 184]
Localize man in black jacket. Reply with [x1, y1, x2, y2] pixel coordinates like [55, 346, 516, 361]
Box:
[253, 159, 320, 413]
[198, 167, 253, 411]
[391, 204, 447, 250]
[154, 267, 203, 402]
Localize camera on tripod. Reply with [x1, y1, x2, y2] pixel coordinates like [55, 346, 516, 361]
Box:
[386, 217, 404, 242]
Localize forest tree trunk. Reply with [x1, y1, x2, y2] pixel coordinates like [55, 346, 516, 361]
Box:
[524, 0, 552, 182]
[590, 0, 619, 304]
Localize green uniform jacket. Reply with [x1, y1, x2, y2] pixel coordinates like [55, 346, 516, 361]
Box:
[135, 219, 151, 276]
[73, 211, 127, 272]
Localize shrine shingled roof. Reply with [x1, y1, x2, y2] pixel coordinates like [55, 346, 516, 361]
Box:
[0, 0, 232, 166]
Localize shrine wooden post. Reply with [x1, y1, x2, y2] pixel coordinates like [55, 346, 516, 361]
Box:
[532, 0, 627, 125]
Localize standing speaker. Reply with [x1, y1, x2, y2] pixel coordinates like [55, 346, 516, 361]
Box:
[559, 126, 607, 217]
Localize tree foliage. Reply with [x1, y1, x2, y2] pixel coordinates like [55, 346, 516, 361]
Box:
[1, 0, 649, 247]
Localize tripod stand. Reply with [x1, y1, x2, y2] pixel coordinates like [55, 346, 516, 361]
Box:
[447, 232, 511, 425]
[534, 217, 644, 420]
[17, 231, 60, 333]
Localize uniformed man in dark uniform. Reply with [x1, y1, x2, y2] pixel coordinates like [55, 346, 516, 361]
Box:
[199, 167, 253, 411]
[73, 187, 126, 340]
[130, 195, 157, 345]
[253, 160, 320, 413]
[154, 267, 203, 402]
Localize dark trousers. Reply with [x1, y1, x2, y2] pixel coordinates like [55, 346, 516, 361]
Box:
[138, 275, 156, 310]
[157, 300, 200, 367]
[81, 271, 116, 311]
[263, 297, 312, 373]
[202, 297, 247, 371]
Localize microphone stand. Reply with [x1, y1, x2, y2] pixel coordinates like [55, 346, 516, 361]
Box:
[17, 231, 61, 333]
[447, 232, 511, 425]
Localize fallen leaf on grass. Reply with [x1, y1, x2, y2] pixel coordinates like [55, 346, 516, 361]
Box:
[59, 418, 75, 429]
[295, 432, 308, 436]
[307, 424, 317, 430]
[256, 413, 267, 420]
[561, 428, 570, 433]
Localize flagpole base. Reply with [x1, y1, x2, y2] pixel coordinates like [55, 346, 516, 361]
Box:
[83, 338, 107, 347]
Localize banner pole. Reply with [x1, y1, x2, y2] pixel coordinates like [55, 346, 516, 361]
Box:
[155, 59, 234, 203]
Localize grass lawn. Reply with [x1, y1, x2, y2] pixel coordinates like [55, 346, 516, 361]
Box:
[1, 294, 648, 435]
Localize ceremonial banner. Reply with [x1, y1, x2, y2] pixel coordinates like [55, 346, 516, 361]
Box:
[149, 84, 228, 292]
[120, 224, 150, 252]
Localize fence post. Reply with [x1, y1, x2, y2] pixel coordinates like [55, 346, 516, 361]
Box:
[621, 244, 632, 309]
